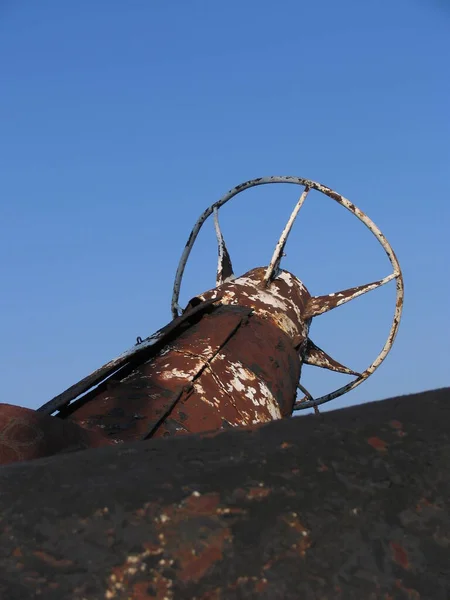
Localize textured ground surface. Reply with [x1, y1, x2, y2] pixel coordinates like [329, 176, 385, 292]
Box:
[0, 387, 449, 599]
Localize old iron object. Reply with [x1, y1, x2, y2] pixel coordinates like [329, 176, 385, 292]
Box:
[0, 176, 403, 464]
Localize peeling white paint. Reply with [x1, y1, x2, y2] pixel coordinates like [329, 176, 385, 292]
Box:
[159, 365, 201, 381]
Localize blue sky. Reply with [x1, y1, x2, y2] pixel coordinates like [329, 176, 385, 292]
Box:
[0, 0, 449, 414]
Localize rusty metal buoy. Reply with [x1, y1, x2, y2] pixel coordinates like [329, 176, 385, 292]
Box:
[0, 176, 403, 464]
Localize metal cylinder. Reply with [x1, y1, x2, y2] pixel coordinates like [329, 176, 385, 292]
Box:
[65, 268, 311, 442]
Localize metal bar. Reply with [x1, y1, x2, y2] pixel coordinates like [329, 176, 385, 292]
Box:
[263, 186, 310, 285]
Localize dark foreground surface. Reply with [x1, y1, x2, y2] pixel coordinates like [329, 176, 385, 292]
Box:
[0, 388, 449, 600]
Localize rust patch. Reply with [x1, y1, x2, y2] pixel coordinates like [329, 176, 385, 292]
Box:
[390, 542, 409, 570]
[128, 581, 155, 600]
[247, 486, 271, 500]
[105, 491, 235, 596]
[66, 297, 302, 443]
[177, 528, 229, 583]
[106, 549, 173, 600]
[183, 492, 221, 514]
[198, 267, 311, 343]
[0, 403, 111, 466]
[32, 550, 74, 568]
[280, 441, 293, 449]
[367, 436, 388, 452]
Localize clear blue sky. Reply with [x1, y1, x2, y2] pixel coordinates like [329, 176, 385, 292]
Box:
[1, 0, 449, 414]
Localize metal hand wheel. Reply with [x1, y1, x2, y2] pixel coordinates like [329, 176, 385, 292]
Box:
[171, 176, 404, 410]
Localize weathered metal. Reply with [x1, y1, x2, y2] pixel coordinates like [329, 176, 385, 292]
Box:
[1, 388, 449, 600]
[57, 267, 308, 442]
[170, 176, 404, 409]
[0, 176, 404, 466]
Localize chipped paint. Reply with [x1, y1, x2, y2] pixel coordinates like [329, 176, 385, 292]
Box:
[0, 175, 403, 467]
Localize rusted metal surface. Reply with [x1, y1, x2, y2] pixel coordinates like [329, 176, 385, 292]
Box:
[0, 388, 448, 600]
[37, 297, 221, 417]
[64, 267, 307, 442]
[0, 403, 113, 464]
[0, 175, 404, 466]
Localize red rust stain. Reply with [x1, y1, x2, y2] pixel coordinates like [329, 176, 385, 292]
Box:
[12, 547, 22, 558]
[317, 460, 329, 472]
[367, 436, 388, 452]
[131, 580, 160, 600]
[183, 492, 221, 514]
[106, 551, 174, 600]
[395, 579, 420, 599]
[255, 578, 268, 592]
[149, 572, 173, 600]
[104, 492, 237, 595]
[247, 486, 271, 500]
[33, 550, 73, 568]
[280, 441, 293, 449]
[177, 528, 230, 583]
[390, 542, 409, 570]
[138, 494, 234, 588]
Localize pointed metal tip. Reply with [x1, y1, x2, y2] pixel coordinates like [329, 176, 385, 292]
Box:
[303, 338, 360, 376]
[306, 273, 397, 318]
[214, 208, 234, 286]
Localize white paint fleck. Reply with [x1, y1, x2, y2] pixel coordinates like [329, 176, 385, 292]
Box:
[159, 364, 202, 381]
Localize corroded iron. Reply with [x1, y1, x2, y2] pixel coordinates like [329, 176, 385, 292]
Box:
[1, 388, 448, 600]
[0, 176, 403, 465]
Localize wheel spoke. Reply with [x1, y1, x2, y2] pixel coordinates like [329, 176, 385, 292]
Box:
[295, 383, 314, 406]
[264, 186, 310, 285]
[306, 272, 397, 318]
